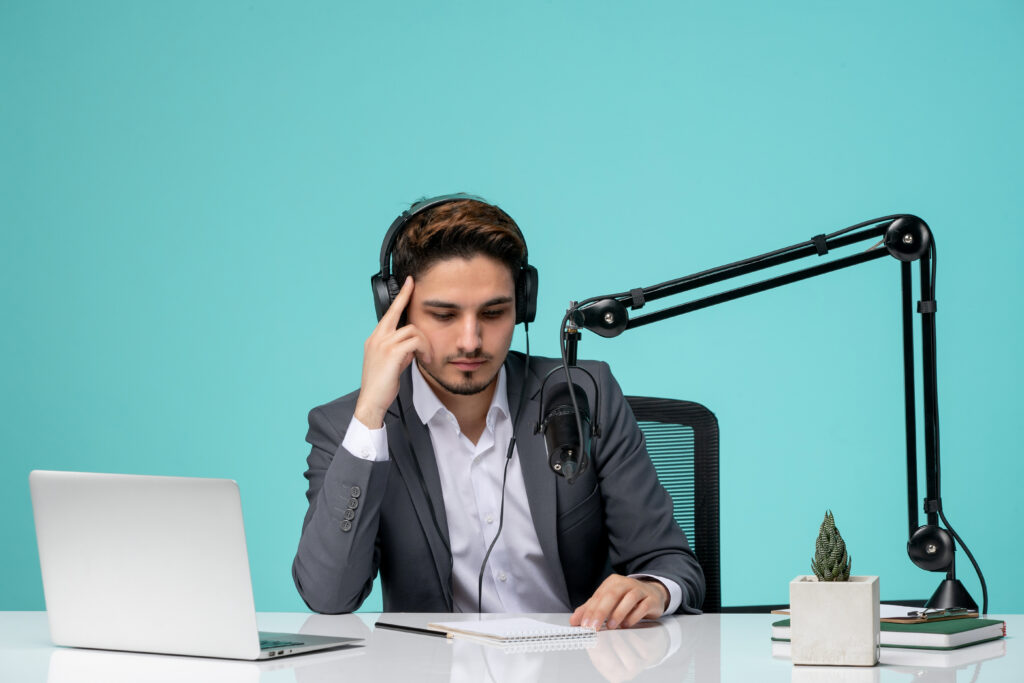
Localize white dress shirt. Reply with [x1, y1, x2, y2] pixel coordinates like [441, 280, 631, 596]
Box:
[341, 362, 682, 615]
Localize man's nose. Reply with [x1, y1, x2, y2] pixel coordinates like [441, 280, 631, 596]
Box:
[457, 316, 483, 352]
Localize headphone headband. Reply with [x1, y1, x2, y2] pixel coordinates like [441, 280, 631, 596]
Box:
[371, 193, 538, 324]
[378, 194, 500, 279]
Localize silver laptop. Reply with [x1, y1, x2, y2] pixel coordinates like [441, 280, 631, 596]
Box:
[30, 470, 361, 660]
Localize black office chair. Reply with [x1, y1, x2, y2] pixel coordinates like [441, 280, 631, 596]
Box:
[626, 396, 721, 613]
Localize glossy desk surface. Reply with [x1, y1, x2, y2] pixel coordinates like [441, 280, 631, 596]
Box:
[1, 611, 1017, 682]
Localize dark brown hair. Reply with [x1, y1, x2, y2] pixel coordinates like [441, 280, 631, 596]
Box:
[392, 199, 526, 283]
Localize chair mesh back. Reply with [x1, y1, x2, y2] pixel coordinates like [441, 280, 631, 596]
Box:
[626, 396, 721, 613]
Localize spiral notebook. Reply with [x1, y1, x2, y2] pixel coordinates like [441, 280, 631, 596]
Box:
[427, 618, 597, 645]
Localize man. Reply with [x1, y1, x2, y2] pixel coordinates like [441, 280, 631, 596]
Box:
[293, 196, 705, 629]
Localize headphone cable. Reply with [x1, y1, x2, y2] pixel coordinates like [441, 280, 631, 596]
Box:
[476, 322, 531, 613]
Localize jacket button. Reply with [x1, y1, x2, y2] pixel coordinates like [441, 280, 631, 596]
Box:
[343, 509, 355, 521]
[347, 497, 359, 510]
[350, 486, 361, 498]
[340, 520, 352, 532]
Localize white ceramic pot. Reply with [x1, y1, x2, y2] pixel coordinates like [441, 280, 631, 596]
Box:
[789, 575, 880, 666]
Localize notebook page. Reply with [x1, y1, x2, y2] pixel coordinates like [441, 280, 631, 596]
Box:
[427, 618, 597, 643]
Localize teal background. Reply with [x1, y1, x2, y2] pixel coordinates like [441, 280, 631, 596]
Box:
[3, 1, 1022, 613]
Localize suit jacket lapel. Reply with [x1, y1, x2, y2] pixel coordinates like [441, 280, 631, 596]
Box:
[507, 353, 569, 601]
[385, 369, 452, 600]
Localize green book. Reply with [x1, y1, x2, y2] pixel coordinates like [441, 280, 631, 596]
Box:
[771, 617, 1006, 650]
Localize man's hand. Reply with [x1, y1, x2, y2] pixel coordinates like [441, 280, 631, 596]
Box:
[569, 575, 669, 631]
[353, 277, 431, 429]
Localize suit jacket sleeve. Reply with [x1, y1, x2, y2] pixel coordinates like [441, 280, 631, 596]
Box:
[292, 399, 391, 613]
[591, 361, 706, 614]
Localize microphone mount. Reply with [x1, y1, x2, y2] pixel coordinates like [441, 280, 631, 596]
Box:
[562, 213, 986, 614]
[534, 365, 600, 484]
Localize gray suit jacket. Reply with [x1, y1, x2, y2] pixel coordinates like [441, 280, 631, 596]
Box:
[292, 352, 705, 614]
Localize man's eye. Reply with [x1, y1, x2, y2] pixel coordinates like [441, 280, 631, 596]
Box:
[482, 309, 507, 319]
[432, 312, 455, 321]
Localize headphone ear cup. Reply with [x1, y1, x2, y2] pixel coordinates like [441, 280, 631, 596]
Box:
[386, 276, 401, 301]
[516, 265, 539, 324]
[371, 274, 399, 321]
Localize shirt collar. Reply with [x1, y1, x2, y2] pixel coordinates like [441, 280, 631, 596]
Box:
[410, 361, 510, 430]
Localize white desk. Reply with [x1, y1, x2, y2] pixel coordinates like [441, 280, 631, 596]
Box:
[0, 611, 1017, 682]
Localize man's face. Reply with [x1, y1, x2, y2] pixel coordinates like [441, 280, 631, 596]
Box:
[407, 254, 517, 399]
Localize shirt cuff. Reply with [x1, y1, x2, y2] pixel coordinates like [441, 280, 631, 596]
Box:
[341, 415, 389, 462]
[629, 574, 682, 616]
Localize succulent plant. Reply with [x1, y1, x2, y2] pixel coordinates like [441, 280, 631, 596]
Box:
[810, 510, 851, 581]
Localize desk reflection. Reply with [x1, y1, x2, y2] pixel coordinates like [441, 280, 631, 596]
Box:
[883, 639, 1006, 683]
[44, 612, 719, 683]
[46, 640, 364, 683]
[791, 666, 881, 683]
[297, 613, 719, 683]
[23, 612, 1022, 683]
[38, 613, 1010, 683]
[778, 637, 1006, 683]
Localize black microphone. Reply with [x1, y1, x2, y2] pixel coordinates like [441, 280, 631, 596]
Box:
[538, 380, 592, 484]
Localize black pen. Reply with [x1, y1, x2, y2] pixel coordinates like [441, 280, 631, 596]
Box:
[374, 621, 451, 638]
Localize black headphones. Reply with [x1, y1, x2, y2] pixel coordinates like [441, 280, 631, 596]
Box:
[370, 193, 538, 325]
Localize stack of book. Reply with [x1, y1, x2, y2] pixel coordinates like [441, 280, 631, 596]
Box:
[771, 616, 1007, 667]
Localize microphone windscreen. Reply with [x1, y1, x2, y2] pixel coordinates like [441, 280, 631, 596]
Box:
[541, 380, 592, 482]
[543, 381, 590, 419]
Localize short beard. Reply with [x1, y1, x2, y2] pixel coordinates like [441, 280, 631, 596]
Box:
[418, 359, 498, 396]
